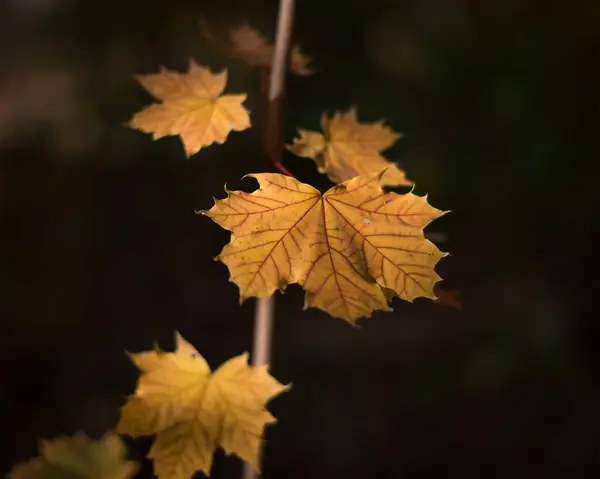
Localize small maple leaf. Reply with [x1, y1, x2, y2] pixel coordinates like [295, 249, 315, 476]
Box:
[201, 22, 313, 76]
[286, 107, 412, 187]
[117, 332, 289, 478]
[202, 171, 448, 323]
[9, 433, 137, 479]
[433, 284, 462, 310]
[129, 60, 251, 157]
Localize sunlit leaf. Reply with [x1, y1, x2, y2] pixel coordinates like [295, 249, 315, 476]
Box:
[202, 171, 448, 323]
[287, 107, 411, 186]
[118, 332, 289, 478]
[129, 60, 251, 157]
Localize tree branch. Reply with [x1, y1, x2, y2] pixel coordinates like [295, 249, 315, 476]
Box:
[243, 1, 296, 478]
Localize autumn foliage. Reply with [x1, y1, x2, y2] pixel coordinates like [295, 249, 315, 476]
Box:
[203, 171, 446, 323]
[10, 13, 451, 479]
[10, 434, 138, 479]
[118, 333, 289, 478]
[201, 23, 314, 76]
[287, 107, 411, 186]
[129, 61, 251, 157]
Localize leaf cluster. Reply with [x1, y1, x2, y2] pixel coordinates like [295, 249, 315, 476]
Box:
[9, 18, 452, 479]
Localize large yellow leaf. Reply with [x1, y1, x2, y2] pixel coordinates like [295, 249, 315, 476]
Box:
[286, 108, 413, 187]
[117, 332, 289, 479]
[201, 22, 313, 76]
[9, 433, 137, 479]
[202, 171, 447, 324]
[129, 60, 251, 157]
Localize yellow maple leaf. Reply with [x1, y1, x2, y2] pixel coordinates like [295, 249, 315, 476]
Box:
[201, 22, 313, 76]
[202, 170, 447, 323]
[117, 332, 289, 479]
[9, 433, 137, 479]
[129, 60, 251, 157]
[286, 107, 413, 187]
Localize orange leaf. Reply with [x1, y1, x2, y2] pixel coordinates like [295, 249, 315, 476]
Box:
[129, 60, 251, 157]
[202, 171, 448, 324]
[201, 22, 313, 76]
[286, 108, 412, 186]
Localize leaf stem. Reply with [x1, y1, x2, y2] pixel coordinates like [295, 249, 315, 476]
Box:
[243, 1, 295, 478]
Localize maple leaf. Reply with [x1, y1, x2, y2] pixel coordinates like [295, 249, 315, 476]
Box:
[129, 60, 251, 157]
[202, 170, 448, 323]
[9, 433, 137, 479]
[286, 107, 412, 187]
[201, 22, 313, 76]
[117, 332, 289, 479]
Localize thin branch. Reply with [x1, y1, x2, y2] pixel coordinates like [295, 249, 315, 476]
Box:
[262, 1, 296, 178]
[243, 1, 296, 478]
[267, 1, 295, 103]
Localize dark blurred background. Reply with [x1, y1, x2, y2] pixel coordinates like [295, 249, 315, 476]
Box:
[1, 0, 599, 477]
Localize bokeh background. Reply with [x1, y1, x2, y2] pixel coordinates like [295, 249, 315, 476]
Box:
[1, 0, 599, 477]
